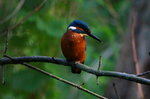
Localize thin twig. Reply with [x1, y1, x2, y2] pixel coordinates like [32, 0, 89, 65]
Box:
[1, 0, 47, 37]
[96, 56, 102, 85]
[0, 0, 25, 24]
[0, 65, 5, 84]
[137, 71, 150, 77]
[130, 12, 144, 99]
[0, 0, 47, 84]
[112, 82, 120, 99]
[23, 63, 108, 99]
[0, 30, 9, 84]
[98, 56, 102, 72]
[105, 0, 123, 34]
[0, 56, 150, 85]
[4, 55, 108, 99]
[3, 32, 9, 55]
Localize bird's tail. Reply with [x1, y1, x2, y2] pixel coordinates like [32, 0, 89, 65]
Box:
[71, 67, 81, 74]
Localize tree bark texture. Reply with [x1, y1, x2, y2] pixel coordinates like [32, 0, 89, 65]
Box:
[105, 0, 150, 99]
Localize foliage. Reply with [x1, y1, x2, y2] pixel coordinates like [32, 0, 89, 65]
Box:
[0, 0, 131, 98]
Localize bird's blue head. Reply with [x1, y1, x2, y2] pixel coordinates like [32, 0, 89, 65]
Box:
[68, 20, 101, 42]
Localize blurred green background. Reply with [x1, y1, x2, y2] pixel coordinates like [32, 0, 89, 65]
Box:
[0, 0, 131, 99]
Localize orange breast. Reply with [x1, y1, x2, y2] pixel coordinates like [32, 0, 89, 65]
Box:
[61, 30, 86, 63]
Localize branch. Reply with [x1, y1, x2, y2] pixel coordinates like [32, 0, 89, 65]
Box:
[0, 0, 25, 24]
[130, 12, 144, 98]
[23, 63, 107, 99]
[0, 0, 47, 84]
[1, 0, 47, 36]
[0, 29, 9, 84]
[112, 82, 120, 99]
[0, 65, 4, 84]
[4, 55, 107, 99]
[96, 56, 102, 85]
[137, 71, 150, 77]
[0, 56, 150, 85]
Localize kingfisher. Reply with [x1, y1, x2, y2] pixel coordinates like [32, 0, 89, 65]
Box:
[61, 20, 101, 74]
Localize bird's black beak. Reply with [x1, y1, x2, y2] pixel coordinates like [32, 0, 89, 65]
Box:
[88, 33, 101, 42]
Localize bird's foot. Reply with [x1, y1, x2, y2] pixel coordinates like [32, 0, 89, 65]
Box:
[75, 61, 81, 64]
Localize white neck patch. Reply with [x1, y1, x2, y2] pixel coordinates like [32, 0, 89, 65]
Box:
[68, 26, 77, 30]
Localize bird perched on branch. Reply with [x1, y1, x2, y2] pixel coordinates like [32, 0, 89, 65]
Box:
[61, 20, 101, 74]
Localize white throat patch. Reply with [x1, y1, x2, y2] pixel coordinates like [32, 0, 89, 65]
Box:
[68, 26, 77, 30]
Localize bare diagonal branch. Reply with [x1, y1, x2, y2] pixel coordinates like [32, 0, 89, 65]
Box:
[4, 55, 107, 99]
[0, 0, 25, 24]
[1, 0, 47, 36]
[130, 12, 144, 99]
[23, 63, 108, 99]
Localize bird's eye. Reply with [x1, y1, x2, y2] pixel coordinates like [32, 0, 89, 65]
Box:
[85, 29, 88, 32]
[85, 29, 90, 33]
